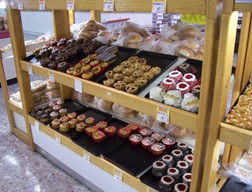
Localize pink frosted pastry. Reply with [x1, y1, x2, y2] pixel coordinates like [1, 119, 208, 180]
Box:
[139, 126, 153, 136]
[141, 137, 155, 149]
[150, 142, 166, 155]
[161, 77, 176, 91]
[182, 73, 197, 88]
[168, 70, 183, 83]
[151, 132, 165, 142]
[176, 82, 190, 96]
[129, 133, 143, 145]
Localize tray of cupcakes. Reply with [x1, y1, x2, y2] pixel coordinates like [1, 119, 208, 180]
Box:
[50, 106, 112, 140]
[146, 59, 203, 113]
[140, 142, 194, 192]
[30, 99, 87, 126]
[72, 118, 133, 156]
[103, 126, 177, 176]
[98, 50, 178, 95]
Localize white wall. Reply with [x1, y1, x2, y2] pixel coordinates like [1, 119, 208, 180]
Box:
[21, 11, 153, 35]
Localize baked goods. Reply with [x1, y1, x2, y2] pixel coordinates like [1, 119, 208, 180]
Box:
[163, 90, 183, 107]
[92, 130, 106, 143]
[150, 142, 166, 155]
[40, 114, 49, 123]
[76, 122, 86, 132]
[151, 132, 165, 142]
[67, 112, 77, 119]
[152, 161, 167, 177]
[139, 126, 153, 136]
[167, 167, 180, 181]
[77, 114, 86, 123]
[184, 154, 194, 168]
[149, 86, 166, 102]
[126, 123, 139, 133]
[59, 122, 69, 132]
[173, 183, 188, 192]
[182, 173, 192, 185]
[118, 127, 131, 138]
[85, 117, 95, 126]
[128, 133, 143, 145]
[141, 137, 155, 149]
[96, 121, 108, 130]
[82, 71, 94, 80]
[191, 85, 201, 98]
[52, 105, 61, 112]
[181, 93, 199, 113]
[125, 83, 139, 94]
[177, 161, 190, 175]
[176, 82, 190, 96]
[161, 155, 174, 168]
[68, 118, 77, 129]
[59, 108, 68, 116]
[50, 111, 59, 120]
[51, 119, 61, 129]
[178, 63, 194, 75]
[158, 175, 175, 192]
[60, 115, 70, 123]
[57, 62, 70, 73]
[85, 125, 99, 136]
[161, 77, 176, 91]
[177, 142, 189, 154]
[171, 149, 183, 161]
[168, 70, 183, 83]
[162, 136, 176, 148]
[182, 73, 197, 88]
[103, 125, 117, 136]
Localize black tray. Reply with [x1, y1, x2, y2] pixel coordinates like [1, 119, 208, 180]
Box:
[72, 118, 129, 156]
[51, 106, 112, 139]
[219, 177, 252, 192]
[24, 46, 138, 82]
[98, 50, 178, 95]
[103, 141, 177, 176]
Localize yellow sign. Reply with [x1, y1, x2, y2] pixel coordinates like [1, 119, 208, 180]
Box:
[156, 106, 170, 123]
[113, 168, 123, 182]
[181, 14, 206, 25]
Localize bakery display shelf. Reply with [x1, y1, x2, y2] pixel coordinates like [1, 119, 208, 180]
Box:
[20, 59, 198, 131]
[97, 50, 178, 95]
[8, 0, 206, 14]
[72, 118, 129, 156]
[219, 122, 252, 151]
[7, 100, 24, 115]
[29, 115, 156, 192]
[234, 3, 252, 12]
[103, 141, 177, 177]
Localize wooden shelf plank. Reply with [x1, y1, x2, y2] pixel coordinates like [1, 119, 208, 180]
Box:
[21, 60, 198, 130]
[234, 3, 252, 12]
[219, 122, 252, 151]
[168, 0, 205, 14]
[8, 100, 24, 115]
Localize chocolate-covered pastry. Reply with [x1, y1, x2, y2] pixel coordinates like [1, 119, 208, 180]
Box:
[191, 85, 201, 98]
[66, 48, 77, 60]
[55, 53, 68, 63]
[48, 61, 58, 70]
[39, 49, 49, 58]
[178, 63, 194, 75]
[49, 50, 59, 60]
[57, 62, 70, 72]
[76, 38, 84, 44]
[40, 57, 50, 67]
[50, 41, 58, 46]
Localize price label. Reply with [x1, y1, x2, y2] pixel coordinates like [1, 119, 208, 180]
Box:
[181, 14, 206, 25]
[107, 91, 111, 96]
[113, 168, 122, 182]
[34, 121, 40, 131]
[103, 0, 114, 11]
[74, 79, 82, 93]
[156, 106, 170, 123]
[83, 151, 90, 162]
[55, 134, 61, 143]
[28, 66, 33, 75]
[39, 0, 45, 10]
[248, 138, 252, 154]
[48, 71, 55, 82]
[152, 0, 166, 13]
[67, 0, 75, 10]
[18, 0, 23, 10]
[10, 1, 15, 7]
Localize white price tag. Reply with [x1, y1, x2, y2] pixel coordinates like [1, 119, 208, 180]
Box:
[34, 121, 40, 131]
[18, 1, 23, 10]
[83, 151, 90, 162]
[156, 106, 170, 123]
[39, 0, 45, 10]
[67, 0, 75, 10]
[28, 66, 33, 75]
[103, 0, 114, 11]
[113, 169, 122, 182]
[48, 71, 55, 82]
[10, 1, 15, 7]
[55, 134, 61, 143]
[74, 79, 82, 93]
[157, 14, 164, 20]
[152, 0, 166, 13]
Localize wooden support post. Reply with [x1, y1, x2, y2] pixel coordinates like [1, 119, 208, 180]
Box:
[90, 10, 101, 22]
[201, 11, 239, 191]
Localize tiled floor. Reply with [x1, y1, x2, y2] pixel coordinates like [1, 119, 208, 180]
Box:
[0, 83, 93, 192]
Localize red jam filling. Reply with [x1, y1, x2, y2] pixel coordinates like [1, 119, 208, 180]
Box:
[156, 162, 163, 167]
[187, 155, 193, 160]
[179, 83, 187, 89]
[177, 184, 186, 191]
[179, 162, 187, 167]
[185, 74, 193, 79]
[174, 150, 181, 155]
[169, 168, 176, 173]
[164, 156, 171, 160]
[164, 176, 172, 183]
[185, 174, 192, 180]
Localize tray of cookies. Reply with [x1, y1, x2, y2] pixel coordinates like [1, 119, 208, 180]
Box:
[140, 144, 194, 192]
[72, 118, 131, 156]
[98, 50, 178, 95]
[145, 59, 203, 114]
[50, 106, 112, 139]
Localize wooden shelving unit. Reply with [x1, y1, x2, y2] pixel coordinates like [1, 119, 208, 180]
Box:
[6, 0, 249, 191]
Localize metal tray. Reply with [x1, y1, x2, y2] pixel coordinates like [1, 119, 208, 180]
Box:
[98, 50, 178, 95]
[72, 118, 129, 156]
[103, 141, 177, 176]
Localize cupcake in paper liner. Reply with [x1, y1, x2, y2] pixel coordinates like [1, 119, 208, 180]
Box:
[163, 90, 182, 107]
[181, 93, 199, 113]
[149, 86, 166, 102]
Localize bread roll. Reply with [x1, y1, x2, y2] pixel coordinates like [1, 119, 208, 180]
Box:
[127, 33, 143, 43]
[179, 26, 202, 39]
[97, 30, 111, 38]
[169, 126, 187, 138]
[175, 46, 195, 58]
[84, 20, 98, 31]
[77, 29, 93, 39]
[194, 52, 204, 61]
[127, 42, 140, 49]
[183, 39, 199, 53]
[99, 99, 113, 111]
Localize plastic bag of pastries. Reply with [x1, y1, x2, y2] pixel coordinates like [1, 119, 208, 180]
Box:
[72, 90, 94, 103]
[112, 103, 138, 118]
[120, 21, 150, 38]
[151, 121, 169, 134]
[139, 35, 159, 53]
[156, 38, 180, 55]
[177, 24, 203, 40]
[168, 125, 187, 139]
[93, 96, 113, 111]
[95, 30, 112, 44]
[137, 113, 155, 127]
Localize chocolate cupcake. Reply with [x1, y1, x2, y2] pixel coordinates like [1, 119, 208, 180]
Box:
[40, 57, 50, 67]
[177, 161, 190, 176]
[161, 154, 174, 168]
[57, 62, 70, 73]
[55, 53, 69, 63]
[158, 175, 175, 192]
[48, 60, 58, 70]
[167, 167, 180, 181]
[152, 161, 167, 177]
[66, 48, 78, 61]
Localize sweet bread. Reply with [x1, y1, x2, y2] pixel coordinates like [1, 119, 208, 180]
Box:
[105, 70, 114, 78]
[125, 83, 139, 94]
[122, 68, 134, 76]
[135, 77, 148, 88]
[103, 78, 115, 87]
[113, 81, 126, 90]
[113, 73, 124, 81]
[123, 76, 135, 84]
[132, 70, 143, 78]
[142, 71, 154, 81]
[150, 67, 161, 75]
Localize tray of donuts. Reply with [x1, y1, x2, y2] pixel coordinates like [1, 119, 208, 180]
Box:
[29, 99, 87, 126]
[98, 50, 178, 95]
[146, 59, 203, 114]
[103, 127, 178, 176]
[224, 76, 252, 130]
[49, 106, 112, 140]
[140, 142, 194, 192]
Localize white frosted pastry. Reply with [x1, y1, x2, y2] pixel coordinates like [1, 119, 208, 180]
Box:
[181, 93, 199, 113]
[163, 90, 182, 107]
[149, 86, 166, 102]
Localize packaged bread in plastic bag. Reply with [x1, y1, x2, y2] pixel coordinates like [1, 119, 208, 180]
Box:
[112, 103, 138, 118]
[93, 96, 113, 111]
[120, 21, 150, 38]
